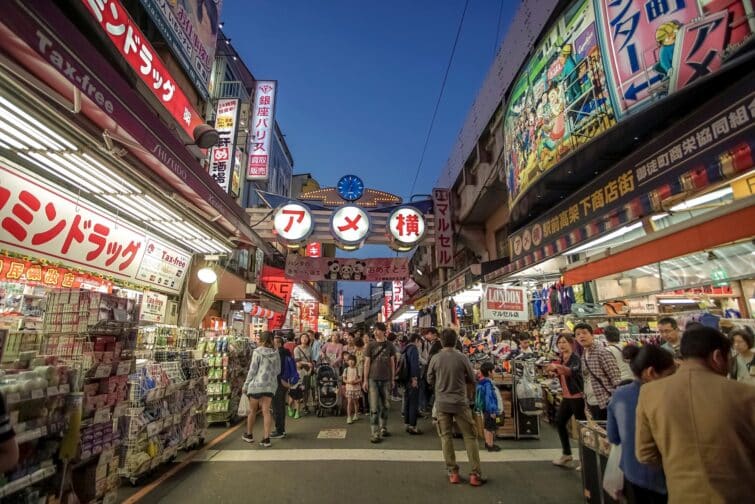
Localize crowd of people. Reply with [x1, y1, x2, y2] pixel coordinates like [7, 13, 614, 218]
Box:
[237, 317, 755, 497]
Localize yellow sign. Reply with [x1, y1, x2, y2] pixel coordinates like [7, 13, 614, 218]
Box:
[731, 175, 755, 199]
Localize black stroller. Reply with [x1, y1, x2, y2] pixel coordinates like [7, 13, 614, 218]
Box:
[314, 362, 341, 417]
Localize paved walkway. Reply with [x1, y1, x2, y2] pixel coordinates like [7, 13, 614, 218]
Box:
[119, 412, 584, 504]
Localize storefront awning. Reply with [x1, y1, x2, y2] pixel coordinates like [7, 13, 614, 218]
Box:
[563, 197, 755, 285]
[214, 270, 287, 313]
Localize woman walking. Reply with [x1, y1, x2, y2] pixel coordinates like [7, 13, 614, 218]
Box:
[607, 345, 676, 504]
[295, 333, 315, 412]
[242, 331, 281, 447]
[549, 334, 585, 467]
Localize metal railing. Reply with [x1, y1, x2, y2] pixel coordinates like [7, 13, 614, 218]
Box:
[213, 80, 249, 101]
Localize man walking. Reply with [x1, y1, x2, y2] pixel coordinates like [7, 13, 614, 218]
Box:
[427, 329, 484, 486]
[271, 336, 294, 439]
[574, 323, 621, 420]
[636, 326, 755, 503]
[363, 322, 397, 443]
[402, 333, 422, 435]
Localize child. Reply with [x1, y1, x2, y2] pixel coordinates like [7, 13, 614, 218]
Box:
[475, 362, 502, 452]
[342, 354, 361, 424]
[288, 373, 304, 419]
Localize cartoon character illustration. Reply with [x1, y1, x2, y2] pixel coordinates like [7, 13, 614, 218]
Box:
[352, 261, 367, 281]
[655, 20, 682, 76]
[327, 261, 341, 280]
[339, 264, 354, 280]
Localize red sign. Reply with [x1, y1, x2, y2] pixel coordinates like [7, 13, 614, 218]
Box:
[285, 255, 409, 282]
[433, 188, 454, 268]
[383, 292, 393, 321]
[301, 300, 319, 332]
[260, 265, 293, 330]
[0, 254, 112, 291]
[304, 242, 321, 258]
[669, 10, 728, 93]
[81, 0, 204, 139]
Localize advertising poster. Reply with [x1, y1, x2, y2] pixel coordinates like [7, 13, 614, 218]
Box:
[503, 0, 617, 206]
[139, 291, 168, 323]
[481, 285, 529, 322]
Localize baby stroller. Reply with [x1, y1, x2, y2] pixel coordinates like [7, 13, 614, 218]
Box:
[314, 362, 341, 417]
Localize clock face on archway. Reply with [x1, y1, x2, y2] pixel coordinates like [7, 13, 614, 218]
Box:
[336, 175, 364, 202]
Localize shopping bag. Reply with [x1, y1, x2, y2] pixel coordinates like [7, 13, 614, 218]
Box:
[237, 394, 250, 417]
[602, 443, 624, 500]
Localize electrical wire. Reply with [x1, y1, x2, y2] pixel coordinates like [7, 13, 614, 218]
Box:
[493, 0, 504, 59]
[408, 0, 470, 197]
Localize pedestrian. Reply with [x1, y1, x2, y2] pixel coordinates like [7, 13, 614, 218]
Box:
[311, 331, 323, 363]
[270, 336, 292, 439]
[242, 331, 281, 447]
[420, 327, 441, 414]
[603, 325, 633, 383]
[354, 336, 367, 413]
[362, 322, 397, 443]
[574, 322, 621, 420]
[475, 361, 501, 452]
[729, 326, 754, 384]
[294, 333, 314, 413]
[343, 354, 361, 424]
[427, 329, 484, 487]
[402, 333, 422, 435]
[283, 332, 297, 356]
[0, 391, 19, 473]
[323, 331, 344, 369]
[607, 345, 676, 504]
[549, 333, 586, 467]
[657, 317, 682, 360]
[636, 326, 755, 503]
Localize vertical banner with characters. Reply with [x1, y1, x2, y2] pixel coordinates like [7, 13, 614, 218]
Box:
[209, 99, 240, 193]
[260, 266, 293, 331]
[503, 0, 617, 206]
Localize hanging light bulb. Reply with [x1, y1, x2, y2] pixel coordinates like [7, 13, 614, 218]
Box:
[197, 267, 217, 284]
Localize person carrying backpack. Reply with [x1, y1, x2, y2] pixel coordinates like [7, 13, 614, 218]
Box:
[399, 333, 422, 434]
[271, 336, 299, 438]
[475, 362, 502, 451]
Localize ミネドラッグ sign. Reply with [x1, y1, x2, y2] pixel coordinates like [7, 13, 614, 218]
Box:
[285, 255, 409, 282]
[481, 285, 529, 322]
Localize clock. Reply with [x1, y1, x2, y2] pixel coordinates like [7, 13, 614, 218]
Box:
[336, 175, 364, 202]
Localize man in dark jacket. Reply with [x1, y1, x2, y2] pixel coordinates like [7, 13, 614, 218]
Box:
[403, 333, 423, 434]
[271, 336, 292, 439]
[420, 327, 441, 414]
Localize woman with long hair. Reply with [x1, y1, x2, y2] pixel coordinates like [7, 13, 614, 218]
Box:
[242, 331, 280, 447]
[607, 345, 676, 504]
[549, 333, 585, 467]
[295, 332, 315, 413]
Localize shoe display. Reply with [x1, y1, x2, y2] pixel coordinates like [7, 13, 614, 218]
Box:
[242, 433, 254, 443]
[270, 431, 286, 439]
[552, 455, 573, 467]
[259, 438, 272, 448]
[468, 473, 486, 487]
[448, 471, 461, 484]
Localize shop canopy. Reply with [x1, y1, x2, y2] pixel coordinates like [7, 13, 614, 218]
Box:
[563, 198, 755, 286]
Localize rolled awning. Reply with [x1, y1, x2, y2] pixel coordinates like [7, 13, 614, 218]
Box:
[563, 197, 755, 285]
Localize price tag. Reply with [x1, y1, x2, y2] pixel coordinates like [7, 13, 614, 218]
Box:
[93, 407, 111, 424]
[116, 360, 132, 376]
[32, 388, 45, 399]
[59, 384, 70, 394]
[47, 386, 59, 396]
[6, 393, 20, 404]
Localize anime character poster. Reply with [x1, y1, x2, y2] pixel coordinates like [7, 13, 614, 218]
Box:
[595, 0, 754, 117]
[503, 0, 617, 205]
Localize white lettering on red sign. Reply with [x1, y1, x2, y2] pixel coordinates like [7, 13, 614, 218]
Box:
[433, 188, 454, 268]
[247, 81, 277, 180]
[392, 281, 404, 312]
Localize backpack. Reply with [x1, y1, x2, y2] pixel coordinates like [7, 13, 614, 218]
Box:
[282, 353, 300, 386]
[396, 347, 410, 385]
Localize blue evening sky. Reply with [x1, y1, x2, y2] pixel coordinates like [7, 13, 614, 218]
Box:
[223, 0, 514, 301]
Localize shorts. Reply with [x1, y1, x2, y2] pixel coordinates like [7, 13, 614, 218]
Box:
[289, 387, 304, 400]
[248, 392, 274, 400]
[483, 412, 498, 431]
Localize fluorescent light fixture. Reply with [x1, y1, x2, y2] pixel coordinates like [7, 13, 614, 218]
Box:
[197, 267, 218, 284]
[658, 298, 698, 304]
[0, 119, 45, 149]
[651, 213, 669, 221]
[670, 187, 732, 211]
[0, 95, 76, 150]
[566, 222, 644, 254]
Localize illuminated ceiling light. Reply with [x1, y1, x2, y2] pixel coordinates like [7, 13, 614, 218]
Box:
[197, 267, 218, 284]
[0, 95, 77, 150]
[47, 152, 112, 193]
[0, 119, 45, 149]
[61, 153, 115, 192]
[670, 187, 732, 211]
[565, 222, 644, 254]
[25, 152, 101, 193]
[81, 153, 141, 193]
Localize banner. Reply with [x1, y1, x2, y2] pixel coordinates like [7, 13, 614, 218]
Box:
[383, 291, 393, 321]
[138, 0, 223, 100]
[392, 281, 404, 312]
[0, 165, 190, 294]
[481, 285, 529, 322]
[285, 255, 409, 282]
[247, 81, 277, 180]
[302, 301, 319, 332]
[139, 291, 168, 323]
[209, 99, 240, 192]
[260, 265, 293, 330]
[0, 254, 112, 291]
[432, 188, 454, 268]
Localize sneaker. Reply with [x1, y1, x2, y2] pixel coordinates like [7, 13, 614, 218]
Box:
[379, 428, 391, 437]
[575, 463, 582, 472]
[270, 431, 286, 439]
[485, 444, 501, 452]
[294, 410, 301, 419]
[347, 417, 354, 425]
[259, 438, 271, 448]
[242, 433, 254, 443]
[406, 426, 423, 435]
[448, 471, 461, 484]
[370, 435, 382, 444]
[468, 473, 486, 487]
[552, 455, 573, 467]
[287, 406, 294, 417]
[351, 415, 359, 422]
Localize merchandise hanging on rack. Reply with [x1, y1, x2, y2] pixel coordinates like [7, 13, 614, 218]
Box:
[199, 332, 254, 425]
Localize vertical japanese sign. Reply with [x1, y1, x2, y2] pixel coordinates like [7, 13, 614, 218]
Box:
[260, 265, 293, 330]
[481, 285, 529, 322]
[208, 99, 239, 192]
[392, 281, 404, 312]
[383, 290, 393, 321]
[137, 0, 223, 100]
[81, 0, 204, 139]
[247, 81, 277, 180]
[432, 188, 454, 268]
[668, 10, 728, 93]
[302, 301, 319, 331]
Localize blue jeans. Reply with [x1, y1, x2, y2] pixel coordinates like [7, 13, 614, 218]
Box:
[368, 379, 391, 435]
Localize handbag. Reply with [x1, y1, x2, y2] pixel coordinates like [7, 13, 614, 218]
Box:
[602, 443, 624, 499]
[237, 394, 250, 417]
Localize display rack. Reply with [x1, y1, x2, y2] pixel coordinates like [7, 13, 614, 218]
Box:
[200, 334, 253, 425]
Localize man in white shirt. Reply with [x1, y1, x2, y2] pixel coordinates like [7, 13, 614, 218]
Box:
[604, 325, 633, 383]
